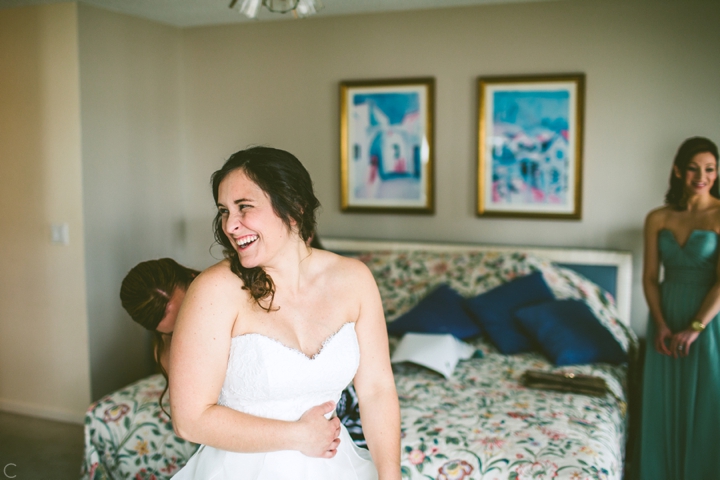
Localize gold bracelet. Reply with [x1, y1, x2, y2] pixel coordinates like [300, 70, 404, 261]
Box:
[690, 321, 706, 332]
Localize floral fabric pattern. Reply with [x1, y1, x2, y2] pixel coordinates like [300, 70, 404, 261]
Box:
[346, 249, 637, 352]
[349, 249, 632, 480]
[81, 374, 198, 480]
[394, 339, 627, 480]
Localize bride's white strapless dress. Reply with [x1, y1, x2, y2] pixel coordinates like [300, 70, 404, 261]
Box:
[173, 322, 377, 479]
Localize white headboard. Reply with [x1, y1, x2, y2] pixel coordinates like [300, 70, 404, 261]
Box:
[322, 237, 633, 327]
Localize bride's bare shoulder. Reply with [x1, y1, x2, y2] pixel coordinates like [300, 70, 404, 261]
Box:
[314, 250, 375, 288]
[189, 259, 244, 296]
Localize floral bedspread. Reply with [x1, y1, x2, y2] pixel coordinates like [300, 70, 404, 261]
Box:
[351, 249, 633, 480]
[394, 338, 627, 480]
[81, 248, 633, 479]
[81, 374, 198, 479]
[81, 359, 627, 480]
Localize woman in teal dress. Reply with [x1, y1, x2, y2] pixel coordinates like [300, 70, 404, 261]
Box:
[640, 136, 720, 479]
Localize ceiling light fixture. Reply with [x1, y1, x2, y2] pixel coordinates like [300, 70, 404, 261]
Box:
[229, 0, 323, 19]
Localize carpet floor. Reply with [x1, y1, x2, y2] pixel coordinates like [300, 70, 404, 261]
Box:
[0, 411, 84, 479]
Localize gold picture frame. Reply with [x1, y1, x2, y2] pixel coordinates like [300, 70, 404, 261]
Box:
[340, 77, 435, 214]
[477, 73, 585, 219]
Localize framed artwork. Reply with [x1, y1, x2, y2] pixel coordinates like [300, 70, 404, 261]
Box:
[477, 74, 585, 219]
[340, 77, 434, 213]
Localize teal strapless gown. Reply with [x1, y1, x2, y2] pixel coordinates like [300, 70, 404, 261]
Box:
[639, 229, 720, 479]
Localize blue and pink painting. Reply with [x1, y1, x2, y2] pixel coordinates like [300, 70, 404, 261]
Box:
[490, 89, 571, 207]
[350, 91, 423, 203]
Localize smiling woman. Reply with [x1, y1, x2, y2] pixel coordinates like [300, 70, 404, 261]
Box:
[211, 148, 320, 312]
[170, 147, 401, 480]
[637, 136, 720, 479]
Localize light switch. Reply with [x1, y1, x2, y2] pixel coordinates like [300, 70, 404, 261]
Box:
[51, 223, 70, 246]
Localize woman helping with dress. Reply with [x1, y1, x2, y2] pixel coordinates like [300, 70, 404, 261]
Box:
[120, 258, 198, 412]
[639, 136, 720, 479]
[169, 147, 400, 479]
[120, 253, 367, 446]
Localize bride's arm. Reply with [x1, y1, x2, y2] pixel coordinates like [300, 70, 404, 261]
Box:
[169, 262, 341, 457]
[351, 261, 402, 480]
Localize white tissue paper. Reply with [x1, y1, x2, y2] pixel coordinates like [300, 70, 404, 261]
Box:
[390, 333, 476, 379]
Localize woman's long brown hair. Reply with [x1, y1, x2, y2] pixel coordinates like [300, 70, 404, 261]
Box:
[211, 146, 320, 311]
[665, 137, 719, 209]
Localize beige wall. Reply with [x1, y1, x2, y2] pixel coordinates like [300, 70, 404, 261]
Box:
[180, 0, 720, 336]
[0, 2, 91, 422]
[77, 4, 185, 400]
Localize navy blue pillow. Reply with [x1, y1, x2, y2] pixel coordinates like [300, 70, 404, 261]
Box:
[464, 271, 554, 354]
[514, 299, 627, 366]
[386, 284, 482, 339]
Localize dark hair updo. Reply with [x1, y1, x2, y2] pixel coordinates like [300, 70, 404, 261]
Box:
[665, 136, 720, 209]
[120, 257, 199, 416]
[211, 146, 320, 310]
[120, 258, 198, 331]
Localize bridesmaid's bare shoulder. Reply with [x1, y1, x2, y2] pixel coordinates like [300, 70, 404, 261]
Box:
[645, 205, 673, 231]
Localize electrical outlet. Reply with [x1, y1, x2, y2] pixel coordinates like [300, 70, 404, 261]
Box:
[51, 223, 70, 246]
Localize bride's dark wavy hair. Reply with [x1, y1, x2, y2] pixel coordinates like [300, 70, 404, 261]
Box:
[211, 147, 320, 310]
[665, 136, 719, 210]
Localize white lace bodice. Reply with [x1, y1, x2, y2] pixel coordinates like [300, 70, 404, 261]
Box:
[173, 322, 377, 479]
[217, 322, 359, 422]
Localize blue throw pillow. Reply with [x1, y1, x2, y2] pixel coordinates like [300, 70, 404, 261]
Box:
[514, 299, 628, 366]
[464, 271, 554, 354]
[386, 284, 482, 339]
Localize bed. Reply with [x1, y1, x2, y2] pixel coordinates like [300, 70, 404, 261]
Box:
[81, 239, 636, 480]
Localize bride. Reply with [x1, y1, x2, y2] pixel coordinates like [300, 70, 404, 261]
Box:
[169, 147, 400, 479]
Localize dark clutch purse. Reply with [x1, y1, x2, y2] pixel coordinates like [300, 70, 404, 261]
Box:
[522, 370, 609, 397]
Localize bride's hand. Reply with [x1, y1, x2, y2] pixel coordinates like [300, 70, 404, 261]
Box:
[296, 401, 342, 458]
